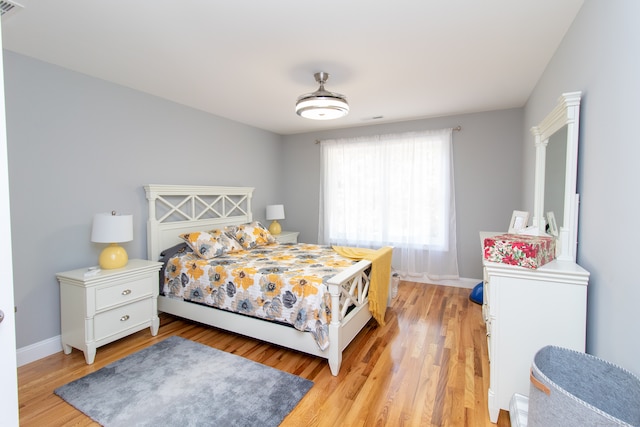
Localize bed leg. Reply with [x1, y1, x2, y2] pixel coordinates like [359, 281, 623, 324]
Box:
[328, 351, 342, 376]
[328, 284, 342, 376]
[328, 322, 342, 376]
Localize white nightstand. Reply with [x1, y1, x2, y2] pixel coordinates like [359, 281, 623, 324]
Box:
[56, 259, 163, 364]
[274, 230, 299, 244]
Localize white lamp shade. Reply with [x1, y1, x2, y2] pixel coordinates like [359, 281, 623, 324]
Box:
[266, 204, 285, 221]
[91, 212, 133, 243]
[296, 97, 349, 120]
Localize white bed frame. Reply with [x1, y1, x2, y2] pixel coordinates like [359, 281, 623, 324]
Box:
[144, 184, 373, 375]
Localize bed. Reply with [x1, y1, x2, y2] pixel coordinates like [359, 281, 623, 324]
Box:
[144, 184, 390, 375]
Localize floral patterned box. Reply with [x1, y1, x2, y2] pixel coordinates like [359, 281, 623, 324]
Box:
[483, 234, 556, 269]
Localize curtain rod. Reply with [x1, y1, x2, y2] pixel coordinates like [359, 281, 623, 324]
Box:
[314, 125, 461, 144]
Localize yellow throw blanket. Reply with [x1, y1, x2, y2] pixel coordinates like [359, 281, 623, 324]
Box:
[332, 245, 393, 326]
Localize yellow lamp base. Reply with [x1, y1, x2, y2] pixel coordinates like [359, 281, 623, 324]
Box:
[269, 220, 282, 235]
[99, 243, 129, 269]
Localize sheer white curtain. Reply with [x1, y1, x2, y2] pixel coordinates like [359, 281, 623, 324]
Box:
[319, 129, 459, 281]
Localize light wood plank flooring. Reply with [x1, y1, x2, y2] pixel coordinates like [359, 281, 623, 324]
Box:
[18, 281, 511, 426]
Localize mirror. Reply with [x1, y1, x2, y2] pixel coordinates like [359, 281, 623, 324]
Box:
[544, 126, 567, 228]
[531, 92, 581, 262]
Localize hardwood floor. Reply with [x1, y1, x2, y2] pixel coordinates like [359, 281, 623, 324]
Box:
[18, 281, 511, 426]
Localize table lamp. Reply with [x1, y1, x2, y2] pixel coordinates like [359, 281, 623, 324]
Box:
[266, 204, 285, 235]
[91, 211, 133, 269]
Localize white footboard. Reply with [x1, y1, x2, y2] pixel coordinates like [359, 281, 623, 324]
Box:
[157, 257, 373, 376]
[326, 259, 372, 375]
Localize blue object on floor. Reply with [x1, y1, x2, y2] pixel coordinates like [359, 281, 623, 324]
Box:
[470, 282, 483, 305]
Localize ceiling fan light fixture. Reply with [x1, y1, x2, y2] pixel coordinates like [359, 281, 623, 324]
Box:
[296, 72, 349, 120]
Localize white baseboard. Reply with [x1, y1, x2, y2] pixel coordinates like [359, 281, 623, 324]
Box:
[17, 335, 62, 367]
[402, 276, 481, 289]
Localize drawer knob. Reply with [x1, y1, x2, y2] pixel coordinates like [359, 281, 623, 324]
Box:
[121, 289, 132, 296]
[120, 315, 130, 322]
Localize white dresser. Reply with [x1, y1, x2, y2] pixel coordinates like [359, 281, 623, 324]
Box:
[56, 259, 163, 364]
[480, 232, 589, 422]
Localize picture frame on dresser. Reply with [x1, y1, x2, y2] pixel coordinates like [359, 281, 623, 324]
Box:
[546, 211, 558, 237]
[508, 210, 529, 234]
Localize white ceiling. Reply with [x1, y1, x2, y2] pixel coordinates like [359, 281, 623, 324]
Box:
[1, 0, 584, 135]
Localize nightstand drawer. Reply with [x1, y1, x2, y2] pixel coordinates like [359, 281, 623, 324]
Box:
[95, 276, 155, 311]
[94, 298, 153, 341]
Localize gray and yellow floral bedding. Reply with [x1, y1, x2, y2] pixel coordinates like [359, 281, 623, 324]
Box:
[162, 243, 358, 350]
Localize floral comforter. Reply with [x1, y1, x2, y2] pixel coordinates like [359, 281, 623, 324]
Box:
[162, 243, 357, 350]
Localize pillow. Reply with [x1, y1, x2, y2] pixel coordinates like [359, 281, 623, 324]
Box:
[158, 242, 193, 293]
[179, 229, 243, 259]
[209, 228, 244, 252]
[159, 242, 192, 263]
[225, 221, 276, 250]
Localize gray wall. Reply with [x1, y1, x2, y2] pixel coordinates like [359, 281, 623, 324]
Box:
[5, 51, 282, 348]
[6, 48, 525, 350]
[281, 109, 524, 280]
[524, 0, 640, 374]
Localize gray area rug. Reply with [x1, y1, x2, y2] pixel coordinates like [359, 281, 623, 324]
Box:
[55, 335, 313, 427]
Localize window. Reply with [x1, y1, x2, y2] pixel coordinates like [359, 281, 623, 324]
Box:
[319, 129, 459, 280]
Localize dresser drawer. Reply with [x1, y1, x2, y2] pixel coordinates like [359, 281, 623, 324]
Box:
[486, 319, 493, 363]
[95, 276, 155, 311]
[483, 268, 493, 318]
[94, 298, 153, 341]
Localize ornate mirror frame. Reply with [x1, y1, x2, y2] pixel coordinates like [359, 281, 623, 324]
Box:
[530, 92, 581, 262]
